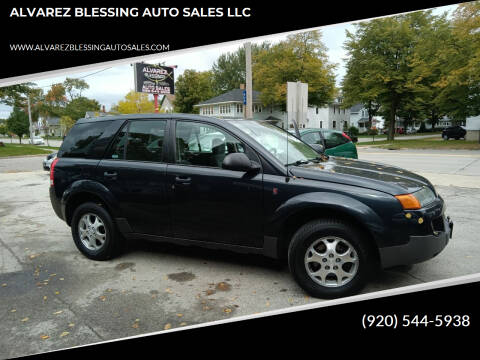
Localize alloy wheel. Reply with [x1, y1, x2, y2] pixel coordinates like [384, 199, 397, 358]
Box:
[304, 236, 359, 287]
[78, 213, 107, 251]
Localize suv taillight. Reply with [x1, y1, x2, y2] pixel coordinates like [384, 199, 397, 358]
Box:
[50, 158, 59, 186]
[342, 132, 352, 141]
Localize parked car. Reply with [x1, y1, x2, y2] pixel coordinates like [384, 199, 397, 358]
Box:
[291, 128, 358, 159]
[43, 152, 57, 170]
[50, 114, 452, 298]
[442, 126, 466, 140]
[29, 136, 45, 145]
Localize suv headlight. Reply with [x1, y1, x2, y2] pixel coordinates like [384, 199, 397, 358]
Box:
[395, 187, 436, 210]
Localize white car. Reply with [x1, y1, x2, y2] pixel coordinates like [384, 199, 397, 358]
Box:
[29, 136, 45, 145]
[43, 152, 57, 170]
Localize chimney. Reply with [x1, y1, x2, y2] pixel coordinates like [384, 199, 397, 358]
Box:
[240, 84, 245, 90]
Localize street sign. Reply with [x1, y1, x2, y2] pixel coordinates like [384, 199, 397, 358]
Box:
[243, 90, 246, 105]
[134, 63, 175, 95]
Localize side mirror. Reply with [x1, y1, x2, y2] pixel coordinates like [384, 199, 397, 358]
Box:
[222, 153, 260, 172]
[310, 143, 325, 154]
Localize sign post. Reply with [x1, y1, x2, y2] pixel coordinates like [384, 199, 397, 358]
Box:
[245, 42, 253, 119]
[287, 81, 308, 134]
[134, 63, 175, 113]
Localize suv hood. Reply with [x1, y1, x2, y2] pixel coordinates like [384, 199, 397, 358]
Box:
[289, 156, 433, 196]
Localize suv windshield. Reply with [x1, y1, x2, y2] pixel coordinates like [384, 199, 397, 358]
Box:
[230, 120, 318, 165]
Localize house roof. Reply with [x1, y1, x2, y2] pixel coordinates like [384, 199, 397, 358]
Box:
[196, 89, 261, 106]
[161, 94, 176, 106]
[350, 103, 364, 113]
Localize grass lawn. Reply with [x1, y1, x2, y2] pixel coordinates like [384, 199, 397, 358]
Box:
[357, 137, 480, 150]
[0, 143, 57, 157]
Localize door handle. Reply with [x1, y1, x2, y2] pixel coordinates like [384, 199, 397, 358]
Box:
[174, 176, 191, 184]
[104, 171, 117, 179]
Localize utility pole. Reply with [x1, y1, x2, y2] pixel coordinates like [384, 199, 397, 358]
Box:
[27, 95, 34, 145]
[245, 42, 253, 120]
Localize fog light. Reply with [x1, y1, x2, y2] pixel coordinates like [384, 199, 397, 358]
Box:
[405, 213, 412, 219]
[418, 217, 424, 224]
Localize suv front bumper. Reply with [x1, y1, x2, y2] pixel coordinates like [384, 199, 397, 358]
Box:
[379, 215, 453, 268]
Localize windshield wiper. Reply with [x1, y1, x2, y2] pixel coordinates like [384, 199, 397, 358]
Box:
[285, 159, 311, 167]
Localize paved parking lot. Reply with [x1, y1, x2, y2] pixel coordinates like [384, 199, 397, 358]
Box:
[1, 150, 480, 358]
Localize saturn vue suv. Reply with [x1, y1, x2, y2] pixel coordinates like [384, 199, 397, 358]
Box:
[49, 114, 453, 298]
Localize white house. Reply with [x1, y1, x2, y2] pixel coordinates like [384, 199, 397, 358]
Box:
[195, 88, 350, 131]
[349, 103, 383, 133]
[306, 100, 350, 131]
[37, 117, 63, 137]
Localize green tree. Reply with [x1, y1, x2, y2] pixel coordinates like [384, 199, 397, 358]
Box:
[174, 70, 215, 113]
[342, 12, 434, 140]
[0, 83, 35, 107]
[6, 107, 29, 143]
[63, 78, 89, 101]
[60, 115, 76, 134]
[211, 42, 269, 95]
[64, 97, 100, 121]
[407, 13, 453, 129]
[434, 1, 480, 120]
[253, 31, 337, 108]
[112, 91, 155, 114]
[0, 123, 7, 137]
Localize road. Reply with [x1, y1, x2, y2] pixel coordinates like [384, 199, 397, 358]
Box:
[1, 150, 480, 357]
[0, 137, 63, 147]
[358, 148, 480, 187]
[357, 134, 439, 143]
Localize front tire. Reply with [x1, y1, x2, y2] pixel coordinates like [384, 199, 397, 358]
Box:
[71, 202, 122, 260]
[288, 219, 374, 299]
[443, 135, 449, 140]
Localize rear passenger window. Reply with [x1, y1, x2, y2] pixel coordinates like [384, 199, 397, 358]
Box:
[108, 120, 166, 162]
[59, 121, 111, 158]
[322, 132, 349, 149]
[301, 132, 323, 145]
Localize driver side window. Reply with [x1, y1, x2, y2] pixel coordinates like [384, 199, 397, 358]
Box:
[175, 121, 245, 168]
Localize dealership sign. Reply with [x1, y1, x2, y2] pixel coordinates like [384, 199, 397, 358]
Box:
[134, 63, 174, 94]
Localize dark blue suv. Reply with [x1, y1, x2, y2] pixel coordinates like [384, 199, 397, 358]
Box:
[50, 114, 453, 298]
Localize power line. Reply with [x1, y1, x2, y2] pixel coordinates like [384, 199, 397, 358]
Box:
[35, 67, 112, 89]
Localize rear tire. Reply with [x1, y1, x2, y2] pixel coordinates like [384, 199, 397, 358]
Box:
[71, 202, 123, 260]
[288, 219, 374, 299]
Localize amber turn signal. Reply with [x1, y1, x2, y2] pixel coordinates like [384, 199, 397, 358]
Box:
[395, 194, 421, 210]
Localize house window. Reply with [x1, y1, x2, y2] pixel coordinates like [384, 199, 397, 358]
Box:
[333, 121, 337, 129]
[320, 121, 323, 128]
[236, 104, 243, 113]
[316, 107, 319, 114]
[333, 106, 336, 114]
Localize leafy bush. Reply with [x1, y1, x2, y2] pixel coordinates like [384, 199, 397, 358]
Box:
[348, 126, 359, 136]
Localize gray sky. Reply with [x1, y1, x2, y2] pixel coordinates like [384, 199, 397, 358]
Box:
[0, 3, 457, 118]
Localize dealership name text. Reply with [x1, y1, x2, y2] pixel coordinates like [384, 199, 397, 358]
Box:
[9, 7, 251, 18]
